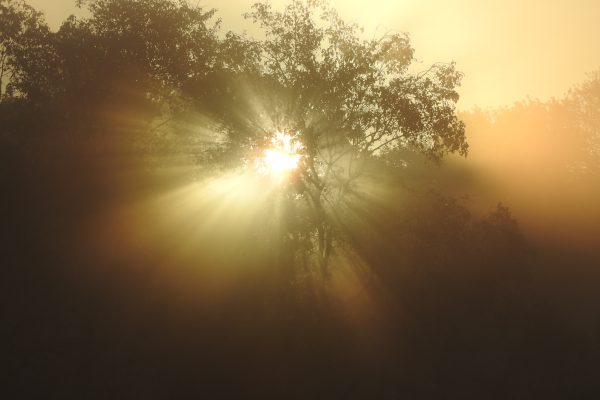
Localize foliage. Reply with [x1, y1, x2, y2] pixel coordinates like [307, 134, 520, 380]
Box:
[0, 0, 51, 100]
[0, 0, 469, 273]
[566, 70, 600, 173]
[463, 70, 600, 179]
[204, 1, 467, 271]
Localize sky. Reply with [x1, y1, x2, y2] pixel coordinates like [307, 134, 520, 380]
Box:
[28, 0, 600, 109]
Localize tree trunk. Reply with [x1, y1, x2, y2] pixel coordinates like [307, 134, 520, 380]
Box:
[318, 223, 332, 276]
[312, 190, 332, 276]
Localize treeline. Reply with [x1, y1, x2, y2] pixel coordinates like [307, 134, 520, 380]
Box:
[456, 71, 600, 252]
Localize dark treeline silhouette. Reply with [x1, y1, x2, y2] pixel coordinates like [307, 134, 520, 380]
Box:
[2, 0, 599, 398]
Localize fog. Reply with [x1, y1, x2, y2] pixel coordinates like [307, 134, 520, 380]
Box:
[455, 75, 600, 254]
[3, 1, 600, 398]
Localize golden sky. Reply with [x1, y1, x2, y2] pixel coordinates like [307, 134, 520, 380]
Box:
[28, 0, 600, 109]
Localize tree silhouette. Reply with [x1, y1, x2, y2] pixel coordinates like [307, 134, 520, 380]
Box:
[0, 0, 50, 100]
[566, 70, 600, 174]
[201, 0, 468, 273]
[1, 0, 468, 275]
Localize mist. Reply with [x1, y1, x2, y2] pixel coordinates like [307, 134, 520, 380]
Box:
[2, 1, 600, 398]
[455, 75, 600, 254]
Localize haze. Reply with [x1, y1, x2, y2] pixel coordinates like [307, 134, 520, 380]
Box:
[4, 1, 600, 397]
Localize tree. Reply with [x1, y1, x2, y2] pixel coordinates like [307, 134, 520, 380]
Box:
[565, 70, 600, 175]
[0, 0, 468, 275]
[204, 0, 467, 273]
[0, 0, 50, 100]
[0, 0, 233, 226]
[0, 0, 227, 141]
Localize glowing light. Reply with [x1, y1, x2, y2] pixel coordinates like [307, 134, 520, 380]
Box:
[256, 131, 303, 178]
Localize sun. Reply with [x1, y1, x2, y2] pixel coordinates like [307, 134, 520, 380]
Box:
[256, 131, 303, 179]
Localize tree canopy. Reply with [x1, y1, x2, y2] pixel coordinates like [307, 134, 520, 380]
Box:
[1, 0, 468, 273]
[201, 1, 468, 271]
